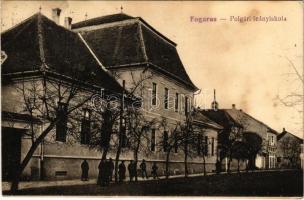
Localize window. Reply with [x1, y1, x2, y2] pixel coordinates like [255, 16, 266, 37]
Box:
[175, 93, 179, 112]
[164, 88, 169, 109]
[204, 136, 208, 156]
[211, 137, 215, 156]
[185, 96, 189, 115]
[163, 131, 168, 152]
[151, 129, 156, 152]
[152, 82, 157, 106]
[56, 102, 68, 142]
[197, 135, 202, 155]
[268, 135, 274, 146]
[181, 95, 184, 113]
[81, 109, 91, 145]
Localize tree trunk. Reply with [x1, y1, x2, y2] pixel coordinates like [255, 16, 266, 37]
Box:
[165, 149, 171, 179]
[134, 142, 140, 182]
[203, 155, 206, 176]
[10, 120, 57, 193]
[184, 143, 188, 178]
[114, 142, 122, 183]
[101, 147, 109, 160]
[237, 159, 240, 173]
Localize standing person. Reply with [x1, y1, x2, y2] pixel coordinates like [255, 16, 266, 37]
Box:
[109, 158, 114, 182]
[133, 161, 138, 181]
[128, 160, 134, 182]
[97, 159, 104, 186]
[140, 159, 148, 179]
[118, 160, 126, 183]
[81, 159, 89, 181]
[151, 162, 159, 179]
[216, 160, 221, 175]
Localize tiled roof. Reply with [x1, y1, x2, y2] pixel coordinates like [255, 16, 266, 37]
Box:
[202, 108, 279, 135]
[200, 109, 243, 128]
[79, 22, 145, 67]
[1, 13, 124, 94]
[224, 109, 279, 135]
[277, 131, 303, 141]
[192, 111, 223, 130]
[73, 14, 198, 91]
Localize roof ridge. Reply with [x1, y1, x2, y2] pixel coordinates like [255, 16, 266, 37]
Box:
[37, 13, 47, 69]
[137, 17, 176, 47]
[224, 109, 278, 134]
[72, 13, 134, 29]
[223, 110, 242, 127]
[138, 23, 148, 62]
[279, 131, 303, 141]
[77, 33, 108, 72]
[241, 111, 278, 134]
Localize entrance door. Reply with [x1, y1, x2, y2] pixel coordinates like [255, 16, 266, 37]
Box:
[2, 127, 23, 181]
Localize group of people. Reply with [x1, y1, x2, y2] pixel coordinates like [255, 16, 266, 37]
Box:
[80, 158, 160, 186]
[97, 158, 115, 186]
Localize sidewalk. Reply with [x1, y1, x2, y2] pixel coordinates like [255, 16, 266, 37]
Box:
[1, 169, 294, 192]
[1, 172, 212, 192]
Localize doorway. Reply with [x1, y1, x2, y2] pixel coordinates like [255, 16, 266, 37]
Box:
[2, 127, 24, 181]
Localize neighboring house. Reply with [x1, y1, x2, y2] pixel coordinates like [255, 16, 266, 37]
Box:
[224, 106, 278, 170]
[1, 12, 125, 180]
[277, 128, 303, 169]
[201, 101, 279, 171]
[192, 111, 223, 172]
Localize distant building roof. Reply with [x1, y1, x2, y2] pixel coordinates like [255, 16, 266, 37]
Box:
[72, 13, 198, 91]
[201, 108, 279, 135]
[277, 130, 303, 142]
[224, 109, 279, 135]
[200, 109, 243, 128]
[1, 13, 124, 94]
[192, 111, 223, 130]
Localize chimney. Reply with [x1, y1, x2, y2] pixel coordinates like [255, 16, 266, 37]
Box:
[283, 128, 286, 132]
[64, 17, 73, 29]
[232, 104, 236, 109]
[52, 8, 62, 25]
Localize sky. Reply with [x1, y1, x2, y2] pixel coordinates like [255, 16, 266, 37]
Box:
[1, 1, 303, 138]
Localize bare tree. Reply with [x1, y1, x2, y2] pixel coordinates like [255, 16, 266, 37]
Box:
[275, 54, 303, 135]
[158, 117, 183, 179]
[179, 111, 200, 177]
[217, 124, 243, 173]
[89, 93, 121, 161]
[126, 106, 157, 181]
[277, 56, 303, 110]
[7, 71, 98, 193]
[111, 69, 153, 183]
